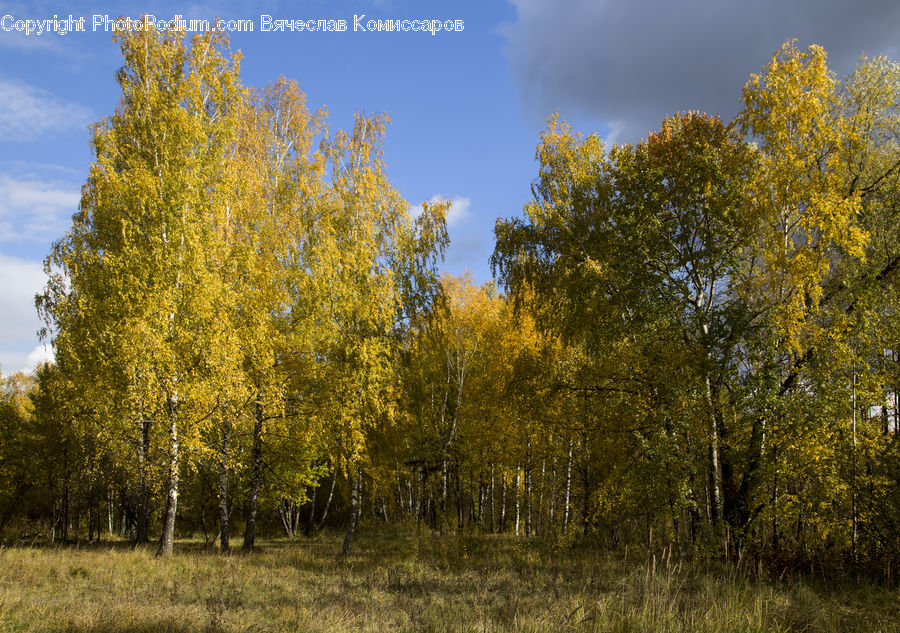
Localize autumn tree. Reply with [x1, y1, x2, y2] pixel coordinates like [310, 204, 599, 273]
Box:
[493, 111, 758, 538]
[736, 42, 900, 558]
[400, 275, 503, 532]
[308, 115, 448, 555]
[39, 25, 247, 556]
[0, 371, 40, 534]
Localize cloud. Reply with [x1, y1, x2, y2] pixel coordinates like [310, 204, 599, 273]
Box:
[0, 77, 92, 140]
[0, 173, 79, 244]
[427, 195, 472, 227]
[23, 344, 54, 373]
[500, 0, 900, 143]
[415, 194, 489, 277]
[420, 195, 491, 278]
[0, 254, 50, 374]
[445, 196, 472, 227]
[0, 345, 54, 377]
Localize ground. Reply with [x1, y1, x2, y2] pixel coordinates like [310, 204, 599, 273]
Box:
[0, 532, 898, 632]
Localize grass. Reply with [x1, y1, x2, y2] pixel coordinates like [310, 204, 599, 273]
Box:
[0, 531, 898, 632]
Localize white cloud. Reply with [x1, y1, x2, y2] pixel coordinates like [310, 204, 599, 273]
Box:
[0, 77, 91, 140]
[427, 195, 472, 227]
[24, 343, 54, 373]
[445, 196, 472, 227]
[0, 173, 79, 244]
[0, 344, 54, 377]
[0, 253, 49, 353]
[0, 344, 53, 377]
[419, 194, 490, 278]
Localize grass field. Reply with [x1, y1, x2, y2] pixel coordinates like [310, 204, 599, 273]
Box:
[0, 532, 898, 632]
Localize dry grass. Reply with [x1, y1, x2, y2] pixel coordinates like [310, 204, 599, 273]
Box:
[0, 532, 898, 632]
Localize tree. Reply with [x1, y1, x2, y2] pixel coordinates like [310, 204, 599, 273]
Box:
[0, 371, 39, 534]
[737, 42, 900, 557]
[230, 78, 328, 551]
[401, 275, 503, 532]
[309, 114, 448, 555]
[492, 42, 900, 560]
[40, 26, 246, 556]
[493, 111, 758, 536]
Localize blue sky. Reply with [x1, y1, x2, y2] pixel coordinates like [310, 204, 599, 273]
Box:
[2, 0, 899, 375]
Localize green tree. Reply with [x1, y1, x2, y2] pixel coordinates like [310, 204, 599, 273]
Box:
[493, 111, 758, 536]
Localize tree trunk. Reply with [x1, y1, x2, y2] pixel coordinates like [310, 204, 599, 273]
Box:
[315, 467, 338, 532]
[704, 375, 723, 527]
[342, 465, 362, 556]
[218, 415, 231, 551]
[62, 483, 69, 542]
[136, 417, 151, 544]
[405, 478, 414, 517]
[537, 459, 545, 536]
[119, 489, 127, 538]
[305, 483, 318, 536]
[499, 470, 507, 533]
[279, 499, 296, 538]
[242, 398, 264, 550]
[107, 490, 114, 536]
[61, 494, 69, 541]
[524, 445, 533, 538]
[88, 493, 95, 543]
[478, 479, 486, 532]
[581, 463, 591, 534]
[279, 502, 290, 538]
[514, 464, 521, 536]
[455, 468, 464, 532]
[96, 492, 102, 542]
[563, 438, 573, 531]
[851, 367, 858, 563]
[771, 464, 779, 551]
[50, 497, 58, 543]
[156, 399, 179, 557]
[200, 503, 210, 545]
[549, 461, 557, 531]
[415, 469, 425, 526]
[441, 456, 449, 534]
[489, 464, 495, 533]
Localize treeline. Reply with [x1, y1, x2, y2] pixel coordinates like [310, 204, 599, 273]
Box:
[1, 31, 900, 572]
[493, 42, 900, 571]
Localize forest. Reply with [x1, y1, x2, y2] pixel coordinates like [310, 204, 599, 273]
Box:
[2, 26, 900, 621]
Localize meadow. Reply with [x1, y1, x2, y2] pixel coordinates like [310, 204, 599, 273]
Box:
[1, 532, 898, 632]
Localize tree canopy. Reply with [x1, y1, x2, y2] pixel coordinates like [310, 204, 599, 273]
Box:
[1, 34, 898, 572]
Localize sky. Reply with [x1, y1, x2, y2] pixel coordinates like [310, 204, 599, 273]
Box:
[1, 0, 899, 376]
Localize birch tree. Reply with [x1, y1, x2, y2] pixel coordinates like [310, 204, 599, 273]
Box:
[40, 26, 246, 556]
